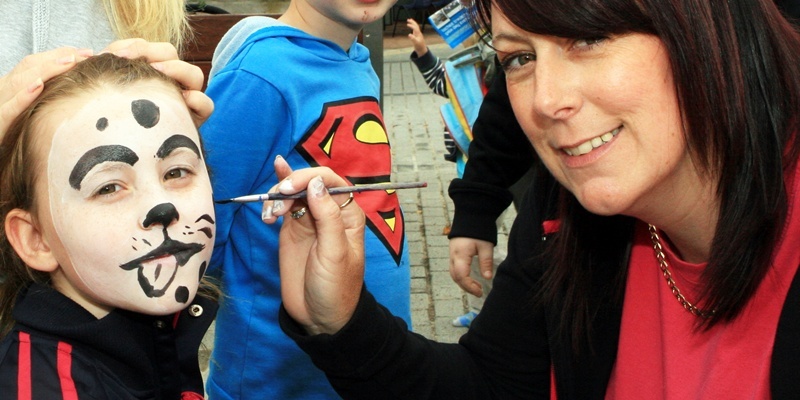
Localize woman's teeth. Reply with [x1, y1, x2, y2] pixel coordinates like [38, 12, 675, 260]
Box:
[563, 127, 621, 156]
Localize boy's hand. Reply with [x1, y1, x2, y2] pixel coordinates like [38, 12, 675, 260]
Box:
[406, 19, 428, 57]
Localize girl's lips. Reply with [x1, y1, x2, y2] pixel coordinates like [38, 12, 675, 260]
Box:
[562, 126, 622, 156]
[119, 239, 205, 271]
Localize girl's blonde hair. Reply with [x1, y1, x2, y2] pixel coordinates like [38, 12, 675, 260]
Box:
[101, 0, 190, 51]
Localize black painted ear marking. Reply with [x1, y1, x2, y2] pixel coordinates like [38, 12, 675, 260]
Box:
[175, 286, 189, 303]
[198, 261, 207, 281]
[131, 99, 160, 128]
[96, 117, 109, 131]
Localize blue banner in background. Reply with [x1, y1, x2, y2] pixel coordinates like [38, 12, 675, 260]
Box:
[428, 1, 474, 48]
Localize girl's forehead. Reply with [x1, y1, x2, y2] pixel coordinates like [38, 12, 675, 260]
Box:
[43, 85, 195, 150]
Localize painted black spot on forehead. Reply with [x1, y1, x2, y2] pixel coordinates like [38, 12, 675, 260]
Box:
[96, 117, 108, 131]
[131, 99, 160, 128]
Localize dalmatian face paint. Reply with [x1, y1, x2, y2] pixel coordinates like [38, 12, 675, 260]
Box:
[44, 82, 215, 316]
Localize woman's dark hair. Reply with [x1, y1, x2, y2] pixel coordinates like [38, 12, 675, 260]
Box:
[473, 0, 800, 350]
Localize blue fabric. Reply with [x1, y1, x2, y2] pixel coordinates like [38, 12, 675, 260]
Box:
[201, 17, 411, 400]
[444, 53, 484, 130]
[441, 51, 486, 179]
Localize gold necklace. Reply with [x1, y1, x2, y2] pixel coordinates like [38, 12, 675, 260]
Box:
[647, 224, 715, 318]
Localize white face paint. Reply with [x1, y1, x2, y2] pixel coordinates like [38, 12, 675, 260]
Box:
[44, 82, 215, 316]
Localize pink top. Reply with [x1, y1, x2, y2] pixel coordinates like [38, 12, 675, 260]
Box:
[605, 163, 800, 399]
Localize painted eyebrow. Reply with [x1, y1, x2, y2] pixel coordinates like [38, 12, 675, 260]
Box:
[156, 134, 202, 159]
[69, 145, 138, 190]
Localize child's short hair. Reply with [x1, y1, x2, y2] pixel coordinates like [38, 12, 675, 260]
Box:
[0, 54, 186, 335]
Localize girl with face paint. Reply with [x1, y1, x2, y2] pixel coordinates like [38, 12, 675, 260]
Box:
[0, 54, 218, 399]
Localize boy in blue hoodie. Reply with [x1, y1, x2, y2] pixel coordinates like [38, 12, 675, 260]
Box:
[199, 1, 410, 399]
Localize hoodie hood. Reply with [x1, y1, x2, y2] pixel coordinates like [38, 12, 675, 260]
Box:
[209, 16, 368, 80]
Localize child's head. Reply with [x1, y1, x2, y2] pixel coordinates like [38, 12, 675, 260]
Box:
[282, 0, 397, 46]
[0, 54, 215, 330]
[308, 0, 397, 24]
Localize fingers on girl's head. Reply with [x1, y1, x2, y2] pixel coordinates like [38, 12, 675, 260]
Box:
[12, 47, 90, 88]
[150, 60, 205, 91]
[181, 90, 214, 127]
[102, 39, 178, 63]
[0, 79, 42, 137]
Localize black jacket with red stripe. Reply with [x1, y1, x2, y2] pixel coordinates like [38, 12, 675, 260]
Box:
[0, 284, 217, 399]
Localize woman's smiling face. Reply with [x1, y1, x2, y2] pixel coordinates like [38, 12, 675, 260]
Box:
[492, 6, 698, 219]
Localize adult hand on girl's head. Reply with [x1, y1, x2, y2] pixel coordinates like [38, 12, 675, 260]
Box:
[102, 39, 214, 127]
[265, 157, 366, 336]
[1, 39, 214, 142]
[0, 47, 92, 140]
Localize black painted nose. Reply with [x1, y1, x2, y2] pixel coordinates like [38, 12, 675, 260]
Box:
[143, 203, 180, 228]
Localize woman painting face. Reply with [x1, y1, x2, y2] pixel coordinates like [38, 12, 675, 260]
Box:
[491, 7, 706, 222]
[34, 81, 215, 317]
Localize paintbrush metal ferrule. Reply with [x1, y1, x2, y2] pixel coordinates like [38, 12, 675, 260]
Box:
[215, 181, 427, 204]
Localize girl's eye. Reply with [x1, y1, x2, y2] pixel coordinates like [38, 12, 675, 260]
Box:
[164, 168, 190, 181]
[500, 52, 536, 71]
[95, 183, 121, 197]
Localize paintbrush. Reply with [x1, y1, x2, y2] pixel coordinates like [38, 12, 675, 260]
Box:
[215, 181, 428, 204]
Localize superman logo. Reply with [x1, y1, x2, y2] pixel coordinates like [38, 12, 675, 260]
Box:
[296, 97, 404, 264]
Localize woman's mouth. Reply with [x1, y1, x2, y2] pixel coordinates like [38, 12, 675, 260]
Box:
[563, 126, 621, 156]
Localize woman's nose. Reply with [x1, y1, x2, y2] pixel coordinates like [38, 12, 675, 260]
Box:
[531, 58, 581, 120]
[142, 202, 180, 229]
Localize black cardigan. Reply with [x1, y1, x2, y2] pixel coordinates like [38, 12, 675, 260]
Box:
[281, 170, 800, 399]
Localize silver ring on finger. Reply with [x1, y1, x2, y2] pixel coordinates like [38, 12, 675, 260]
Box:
[290, 207, 307, 219]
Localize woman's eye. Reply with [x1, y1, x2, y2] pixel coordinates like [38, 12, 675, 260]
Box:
[501, 52, 535, 70]
[164, 168, 190, 181]
[574, 37, 606, 49]
[95, 183, 121, 196]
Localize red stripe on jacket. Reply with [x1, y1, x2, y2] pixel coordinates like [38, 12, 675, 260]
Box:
[17, 332, 31, 400]
[57, 342, 78, 400]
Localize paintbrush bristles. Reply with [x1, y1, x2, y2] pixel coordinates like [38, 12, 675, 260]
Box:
[215, 181, 427, 204]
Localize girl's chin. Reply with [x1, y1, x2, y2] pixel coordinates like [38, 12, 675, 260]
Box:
[124, 299, 195, 316]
